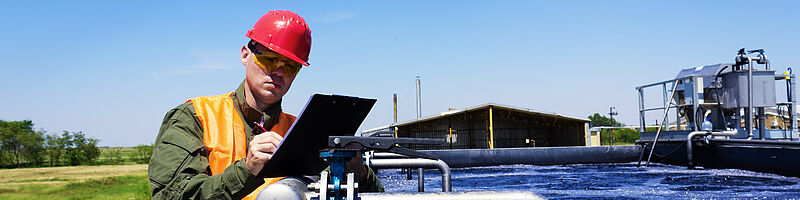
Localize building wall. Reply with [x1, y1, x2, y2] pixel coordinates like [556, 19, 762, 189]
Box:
[397, 109, 489, 150]
[396, 106, 586, 150]
[589, 130, 601, 146]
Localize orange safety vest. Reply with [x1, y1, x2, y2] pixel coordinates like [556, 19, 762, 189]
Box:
[190, 93, 297, 200]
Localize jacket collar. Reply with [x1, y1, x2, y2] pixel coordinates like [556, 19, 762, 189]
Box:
[232, 81, 282, 131]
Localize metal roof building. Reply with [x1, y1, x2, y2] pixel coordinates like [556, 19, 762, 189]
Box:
[362, 103, 591, 150]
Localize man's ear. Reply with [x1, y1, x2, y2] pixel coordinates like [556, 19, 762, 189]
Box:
[241, 45, 249, 67]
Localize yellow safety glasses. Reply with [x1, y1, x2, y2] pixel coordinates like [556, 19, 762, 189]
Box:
[248, 42, 302, 77]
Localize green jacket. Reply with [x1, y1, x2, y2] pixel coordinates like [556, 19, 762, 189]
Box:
[149, 82, 382, 199]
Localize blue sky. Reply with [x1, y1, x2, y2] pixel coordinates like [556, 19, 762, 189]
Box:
[1, 1, 799, 147]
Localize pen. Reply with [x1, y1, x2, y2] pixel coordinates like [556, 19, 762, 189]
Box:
[254, 122, 268, 133]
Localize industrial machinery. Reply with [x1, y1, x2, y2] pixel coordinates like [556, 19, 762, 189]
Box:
[254, 136, 546, 200]
[309, 136, 448, 200]
[635, 49, 800, 176]
[637, 48, 796, 138]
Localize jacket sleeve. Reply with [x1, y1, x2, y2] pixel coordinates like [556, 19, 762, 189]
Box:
[148, 103, 264, 199]
[361, 166, 385, 192]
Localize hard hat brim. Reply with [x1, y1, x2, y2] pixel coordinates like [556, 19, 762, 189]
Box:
[248, 35, 310, 67]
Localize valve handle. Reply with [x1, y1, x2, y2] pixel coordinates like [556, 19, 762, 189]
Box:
[747, 49, 764, 54]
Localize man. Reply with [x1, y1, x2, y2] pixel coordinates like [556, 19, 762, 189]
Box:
[148, 10, 381, 199]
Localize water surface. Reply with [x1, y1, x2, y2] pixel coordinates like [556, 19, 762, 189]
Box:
[376, 162, 800, 199]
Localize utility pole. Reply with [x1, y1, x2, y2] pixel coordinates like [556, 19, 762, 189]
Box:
[609, 107, 618, 145]
[414, 76, 424, 191]
[416, 76, 422, 120]
[393, 93, 398, 139]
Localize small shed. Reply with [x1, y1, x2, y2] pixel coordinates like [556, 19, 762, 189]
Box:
[363, 103, 590, 150]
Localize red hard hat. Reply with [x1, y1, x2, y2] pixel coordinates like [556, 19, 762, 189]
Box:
[246, 10, 312, 66]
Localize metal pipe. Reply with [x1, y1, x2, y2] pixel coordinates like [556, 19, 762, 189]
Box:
[691, 76, 700, 131]
[685, 131, 706, 167]
[638, 88, 645, 132]
[636, 76, 690, 89]
[258, 176, 312, 200]
[641, 107, 671, 112]
[372, 152, 413, 159]
[676, 102, 730, 107]
[708, 137, 800, 145]
[758, 108, 766, 140]
[368, 158, 452, 192]
[638, 76, 705, 90]
[643, 80, 680, 167]
[427, 146, 642, 167]
[417, 168, 424, 192]
[766, 58, 770, 70]
[748, 58, 754, 139]
[686, 130, 737, 167]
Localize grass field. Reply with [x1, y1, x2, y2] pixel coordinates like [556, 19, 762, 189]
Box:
[0, 164, 150, 200]
[97, 146, 147, 165]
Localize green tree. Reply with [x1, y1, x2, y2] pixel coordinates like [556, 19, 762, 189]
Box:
[83, 137, 101, 164]
[133, 144, 154, 164]
[105, 147, 123, 164]
[20, 130, 46, 166]
[588, 113, 623, 127]
[63, 131, 101, 165]
[0, 120, 43, 167]
[0, 125, 10, 167]
[0, 120, 26, 167]
[45, 133, 67, 166]
[0, 120, 101, 168]
[600, 128, 640, 145]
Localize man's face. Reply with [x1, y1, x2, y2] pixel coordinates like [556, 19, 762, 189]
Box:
[241, 42, 300, 106]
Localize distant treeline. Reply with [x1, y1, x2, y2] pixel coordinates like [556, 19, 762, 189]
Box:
[0, 120, 151, 168]
[588, 113, 642, 145]
[101, 144, 154, 165]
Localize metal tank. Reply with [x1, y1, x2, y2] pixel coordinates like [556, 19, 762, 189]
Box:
[639, 48, 786, 139]
[635, 48, 800, 174]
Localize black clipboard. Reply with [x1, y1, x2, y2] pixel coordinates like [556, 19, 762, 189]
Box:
[257, 94, 376, 178]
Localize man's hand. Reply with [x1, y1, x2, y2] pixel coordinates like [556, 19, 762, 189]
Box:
[246, 131, 284, 176]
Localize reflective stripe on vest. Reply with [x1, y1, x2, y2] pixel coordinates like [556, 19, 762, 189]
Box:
[190, 93, 297, 200]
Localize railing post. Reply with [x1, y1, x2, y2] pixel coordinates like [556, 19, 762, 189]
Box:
[663, 83, 669, 130]
[691, 76, 700, 131]
[792, 73, 798, 138]
[675, 81, 682, 131]
[639, 88, 645, 132]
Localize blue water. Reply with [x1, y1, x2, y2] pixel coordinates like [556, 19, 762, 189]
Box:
[376, 162, 800, 199]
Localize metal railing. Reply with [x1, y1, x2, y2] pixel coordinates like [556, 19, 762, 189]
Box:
[368, 152, 452, 192]
[636, 76, 695, 132]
